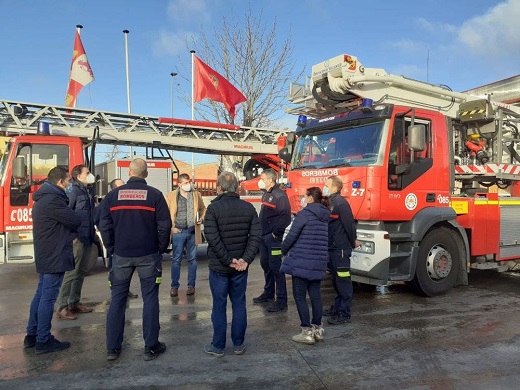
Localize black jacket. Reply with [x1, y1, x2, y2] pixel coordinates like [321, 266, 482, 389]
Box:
[204, 192, 261, 274]
[98, 177, 172, 257]
[328, 193, 357, 250]
[259, 184, 291, 239]
[32, 182, 82, 273]
[68, 180, 96, 245]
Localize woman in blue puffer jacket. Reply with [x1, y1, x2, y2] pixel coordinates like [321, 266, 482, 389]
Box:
[281, 187, 330, 345]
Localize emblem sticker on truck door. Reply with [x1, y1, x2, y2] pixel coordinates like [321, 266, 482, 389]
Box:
[405, 193, 418, 210]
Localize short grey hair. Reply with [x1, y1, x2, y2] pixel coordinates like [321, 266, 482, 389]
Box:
[217, 171, 239, 193]
[262, 168, 277, 183]
[129, 158, 148, 178]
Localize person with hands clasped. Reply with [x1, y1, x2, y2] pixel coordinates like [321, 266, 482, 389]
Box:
[253, 169, 291, 312]
[281, 187, 330, 344]
[203, 172, 261, 357]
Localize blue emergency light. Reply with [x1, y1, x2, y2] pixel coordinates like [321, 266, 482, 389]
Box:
[361, 98, 373, 113]
[352, 181, 361, 188]
[297, 115, 307, 127]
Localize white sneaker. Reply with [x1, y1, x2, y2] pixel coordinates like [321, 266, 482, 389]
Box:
[292, 327, 316, 345]
[312, 324, 325, 341]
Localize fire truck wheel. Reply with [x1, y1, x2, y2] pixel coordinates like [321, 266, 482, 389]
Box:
[413, 227, 460, 297]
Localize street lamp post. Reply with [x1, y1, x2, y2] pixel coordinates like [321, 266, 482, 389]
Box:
[170, 72, 178, 118]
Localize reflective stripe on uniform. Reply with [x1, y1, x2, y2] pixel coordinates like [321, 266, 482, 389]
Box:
[155, 277, 162, 284]
[271, 249, 282, 256]
[337, 271, 351, 277]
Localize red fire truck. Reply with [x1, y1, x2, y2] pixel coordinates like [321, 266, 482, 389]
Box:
[0, 99, 285, 264]
[280, 54, 520, 296]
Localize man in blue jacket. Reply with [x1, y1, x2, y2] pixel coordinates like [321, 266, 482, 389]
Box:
[24, 167, 82, 354]
[56, 164, 98, 320]
[253, 169, 291, 312]
[98, 158, 172, 361]
[323, 175, 359, 325]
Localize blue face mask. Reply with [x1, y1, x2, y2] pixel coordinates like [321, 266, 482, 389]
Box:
[65, 182, 73, 194]
[322, 186, 329, 196]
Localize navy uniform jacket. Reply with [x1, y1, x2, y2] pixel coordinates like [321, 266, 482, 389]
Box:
[98, 177, 172, 257]
[32, 182, 82, 273]
[259, 184, 291, 239]
[328, 192, 357, 250]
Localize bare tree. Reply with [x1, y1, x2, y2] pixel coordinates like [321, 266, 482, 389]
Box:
[179, 8, 303, 176]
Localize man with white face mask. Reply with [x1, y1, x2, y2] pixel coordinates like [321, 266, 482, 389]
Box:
[165, 173, 206, 297]
[56, 165, 99, 320]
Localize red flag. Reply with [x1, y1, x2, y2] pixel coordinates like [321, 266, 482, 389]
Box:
[193, 56, 246, 118]
[65, 30, 94, 107]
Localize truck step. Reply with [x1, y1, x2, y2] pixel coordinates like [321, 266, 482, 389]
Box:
[7, 256, 34, 261]
[8, 240, 34, 246]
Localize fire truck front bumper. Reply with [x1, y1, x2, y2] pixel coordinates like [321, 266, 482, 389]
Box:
[350, 229, 391, 286]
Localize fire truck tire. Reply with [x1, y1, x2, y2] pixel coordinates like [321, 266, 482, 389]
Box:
[413, 227, 460, 297]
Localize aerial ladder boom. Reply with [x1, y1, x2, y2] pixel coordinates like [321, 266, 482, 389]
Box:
[0, 99, 286, 155]
[288, 54, 520, 119]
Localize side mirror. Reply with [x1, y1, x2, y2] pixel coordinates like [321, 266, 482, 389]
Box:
[13, 156, 27, 179]
[408, 124, 426, 152]
[279, 147, 292, 164]
[286, 132, 295, 144]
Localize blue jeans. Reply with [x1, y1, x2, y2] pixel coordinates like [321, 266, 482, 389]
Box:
[27, 273, 65, 343]
[292, 276, 323, 327]
[209, 270, 248, 350]
[329, 249, 353, 318]
[259, 233, 286, 304]
[106, 253, 162, 350]
[171, 229, 197, 289]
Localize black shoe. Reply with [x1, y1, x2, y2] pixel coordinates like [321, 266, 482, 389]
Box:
[266, 301, 288, 312]
[322, 305, 338, 317]
[327, 314, 351, 325]
[35, 336, 70, 355]
[144, 342, 166, 361]
[107, 349, 121, 361]
[253, 294, 274, 304]
[128, 291, 138, 299]
[23, 334, 36, 349]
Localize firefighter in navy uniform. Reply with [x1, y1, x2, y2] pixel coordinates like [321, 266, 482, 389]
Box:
[98, 158, 172, 361]
[253, 169, 291, 312]
[323, 175, 359, 325]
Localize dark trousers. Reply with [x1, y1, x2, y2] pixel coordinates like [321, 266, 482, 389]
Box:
[292, 276, 323, 328]
[329, 249, 353, 318]
[106, 253, 162, 351]
[26, 272, 64, 343]
[209, 270, 248, 350]
[259, 233, 287, 304]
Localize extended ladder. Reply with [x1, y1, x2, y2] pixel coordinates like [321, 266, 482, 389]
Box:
[0, 99, 286, 155]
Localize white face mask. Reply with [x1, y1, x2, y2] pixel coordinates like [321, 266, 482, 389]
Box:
[181, 183, 192, 192]
[86, 173, 95, 184]
[300, 196, 308, 209]
[323, 186, 330, 196]
[258, 179, 266, 190]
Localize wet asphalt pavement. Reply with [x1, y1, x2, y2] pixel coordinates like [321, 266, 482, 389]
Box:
[2, 246, 520, 389]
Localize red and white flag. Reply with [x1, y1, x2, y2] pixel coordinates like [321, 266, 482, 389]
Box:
[65, 30, 94, 107]
[193, 55, 246, 118]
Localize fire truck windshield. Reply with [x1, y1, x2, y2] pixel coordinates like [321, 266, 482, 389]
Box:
[0, 141, 10, 184]
[291, 122, 385, 169]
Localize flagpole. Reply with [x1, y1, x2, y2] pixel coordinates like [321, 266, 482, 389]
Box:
[123, 29, 133, 158]
[190, 50, 196, 183]
[73, 24, 83, 108]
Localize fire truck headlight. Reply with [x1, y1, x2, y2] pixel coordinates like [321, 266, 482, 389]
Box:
[353, 240, 374, 254]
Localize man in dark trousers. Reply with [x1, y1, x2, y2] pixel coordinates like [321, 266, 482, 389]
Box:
[253, 168, 291, 312]
[323, 175, 359, 325]
[98, 158, 172, 361]
[24, 167, 81, 354]
[203, 172, 261, 357]
[56, 164, 98, 320]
